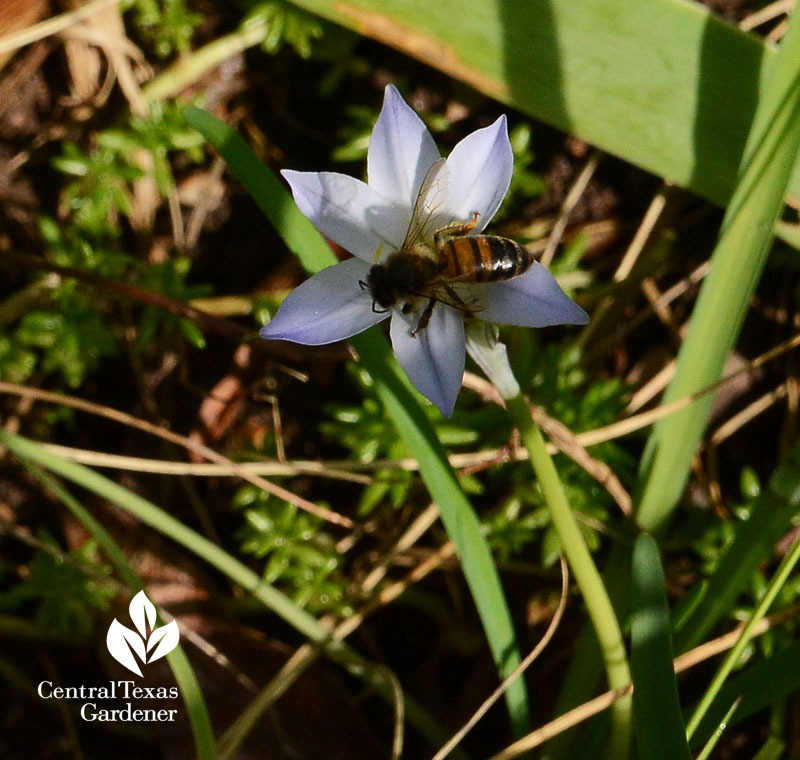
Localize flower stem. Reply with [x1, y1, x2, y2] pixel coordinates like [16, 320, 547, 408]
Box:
[506, 393, 631, 758]
[466, 321, 630, 756]
[505, 393, 631, 756]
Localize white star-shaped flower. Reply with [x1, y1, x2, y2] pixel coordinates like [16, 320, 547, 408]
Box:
[261, 85, 588, 416]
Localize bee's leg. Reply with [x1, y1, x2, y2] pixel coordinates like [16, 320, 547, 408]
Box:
[442, 285, 472, 313]
[411, 298, 436, 337]
[461, 211, 480, 234]
[434, 212, 480, 246]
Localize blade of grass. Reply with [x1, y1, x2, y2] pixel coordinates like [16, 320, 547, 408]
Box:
[630, 534, 690, 760]
[694, 698, 740, 760]
[637, 6, 800, 532]
[23, 462, 216, 760]
[687, 639, 800, 748]
[549, 17, 800, 734]
[503, 393, 630, 758]
[185, 106, 531, 732]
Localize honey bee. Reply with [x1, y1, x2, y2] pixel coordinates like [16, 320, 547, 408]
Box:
[361, 158, 534, 336]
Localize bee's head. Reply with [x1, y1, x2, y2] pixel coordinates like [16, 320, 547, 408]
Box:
[364, 264, 395, 311]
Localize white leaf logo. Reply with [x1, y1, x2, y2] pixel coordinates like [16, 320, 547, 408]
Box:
[106, 590, 180, 676]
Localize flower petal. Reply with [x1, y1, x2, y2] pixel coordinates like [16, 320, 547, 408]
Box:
[368, 84, 442, 208]
[281, 170, 407, 260]
[260, 258, 387, 345]
[444, 116, 513, 230]
[390, 304, 465, 417]
[477, 262, 589, 327]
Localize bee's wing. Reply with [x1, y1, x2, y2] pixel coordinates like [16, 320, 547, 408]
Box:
[400, 159, 450, 257]
[415, 281, 485, 315]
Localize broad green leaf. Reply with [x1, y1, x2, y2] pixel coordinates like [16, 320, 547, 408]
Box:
[184, 107, 531, 732]
[631, 534, 690, 760]
[281, 0, 800, 206]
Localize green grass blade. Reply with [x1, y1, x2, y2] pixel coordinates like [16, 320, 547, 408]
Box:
[694, 698, 740, 760]
[631, 534, 690, 760]
[186, 106, 530, 732]
[688, 638, 800, 748]
[636, 9, 800, 533]
[674, 439, 800, 653]
[23, 463, 216, 760]
[280, 0, 800, 206]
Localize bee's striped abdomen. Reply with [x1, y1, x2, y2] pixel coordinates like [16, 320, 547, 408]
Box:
[439, 235, 534, 282]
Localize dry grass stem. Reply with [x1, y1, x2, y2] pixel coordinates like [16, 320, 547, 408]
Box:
[641, 276, 682, 344]
[35, 443, 375, 483]
[26, 332, 800, 497]
[530, 405, 633, 517]
[491, 603, 800, 760]
[627, 360, 676, 412]
[540, 150, 601, 267]
[433, 556, 569, 760]
[740, 0, 796, 31]
[0, 382, 355, 528]
[657, 260, 711, 308]
[578, 182, 673, 348]
[359, 503, 441, 594]
[710, 383, 788, 445]
[0, 0, 120, 56]
[218, 541, 459, 759]
[615, 183, 672, 281]
[462, 372, 633, 515]
[766, 16, 790, 41]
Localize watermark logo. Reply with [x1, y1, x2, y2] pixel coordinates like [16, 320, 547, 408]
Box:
[106, 590, 179, 677]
